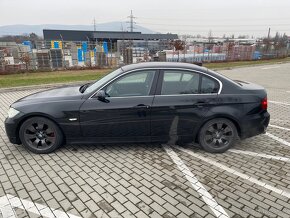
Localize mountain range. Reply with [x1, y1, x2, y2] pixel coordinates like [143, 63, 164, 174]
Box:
[0, 22, 156, 36]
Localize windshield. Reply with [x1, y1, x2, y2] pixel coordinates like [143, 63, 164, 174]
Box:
[84, 68, 123, 94]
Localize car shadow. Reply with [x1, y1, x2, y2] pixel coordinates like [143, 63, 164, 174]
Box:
[58, 143, 164, 153]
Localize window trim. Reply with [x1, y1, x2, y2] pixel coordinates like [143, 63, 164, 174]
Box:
[157, 69, 221, 96]
[200, 74, 220, 94]
[90, 69, 159, 99]
[159, 70, 200, 96]
[89, 67, 222, 99]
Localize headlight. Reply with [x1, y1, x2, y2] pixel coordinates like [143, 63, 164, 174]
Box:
[7, 107, 20, 118]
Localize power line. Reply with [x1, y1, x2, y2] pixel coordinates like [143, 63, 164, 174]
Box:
[137, 22, 290, 27]
[138, 16, 290, 22]
[144, 26, 290, 32]
[146, 27, 290, 35]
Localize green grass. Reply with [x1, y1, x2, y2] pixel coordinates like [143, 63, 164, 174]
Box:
[0, 69, 111, 88]
[0, 57, 290, 88]
[204, 57, 290, 69]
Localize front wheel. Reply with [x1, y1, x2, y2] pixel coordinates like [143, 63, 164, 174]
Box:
[19, 117, 63, 154]
[198, 118, 237, 153]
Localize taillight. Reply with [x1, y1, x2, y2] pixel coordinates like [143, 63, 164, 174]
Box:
[261, 97, 267, 110]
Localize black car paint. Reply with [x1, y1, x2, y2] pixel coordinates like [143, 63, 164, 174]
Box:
[5, 62, 270, 146]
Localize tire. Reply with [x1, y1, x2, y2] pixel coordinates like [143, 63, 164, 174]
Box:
[19, 117, 63, 154]
[198, 118, 237, 153]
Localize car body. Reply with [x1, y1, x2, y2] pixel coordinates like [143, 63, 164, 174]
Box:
[5, 62, 270, 153]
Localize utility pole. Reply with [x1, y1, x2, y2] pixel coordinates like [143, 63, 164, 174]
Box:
[93, 18, 96, 32]
[267, 28, 271, 39]
[127, 10, 136, 64]
[127, 10, 136, 32]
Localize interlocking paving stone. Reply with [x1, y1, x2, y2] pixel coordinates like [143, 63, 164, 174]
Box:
[0, 64, 290, 217]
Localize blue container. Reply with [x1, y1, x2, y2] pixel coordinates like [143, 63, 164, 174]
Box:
[54, 41, 60, 49]
[82, 42, 88, 52]
[103, 41, 108, 54]
[77, 48, 83, 62]
[253, 51, 262, 60]
[22, 41, 32, 51]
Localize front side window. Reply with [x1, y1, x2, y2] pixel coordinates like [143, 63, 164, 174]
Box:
[161, 70, 200, 95]
[84, 68, 123, 94]
[201, 76, 219, 94]
[105, 70, 155, 97]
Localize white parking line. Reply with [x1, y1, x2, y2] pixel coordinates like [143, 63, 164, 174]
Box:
[0, 194, 80, 218]
[229, 149, 290, 162]
[266, 132, 290, 147]
[261, 66, 280, 70]
[163, 145, 229, 218]
[269, 124, 290, 131]
[175, 146, 290, 199]
[269, 101, 290, 106]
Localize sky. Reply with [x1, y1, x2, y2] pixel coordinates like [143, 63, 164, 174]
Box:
[1, 0, 290, 37]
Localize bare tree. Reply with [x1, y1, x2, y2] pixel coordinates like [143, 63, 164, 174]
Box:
[0, 32, 40, 44]
[263, 37, 271, 54]
[273, 32, 288, 57]
[20, 53, 31, 71]
[171, 40, 185, 62]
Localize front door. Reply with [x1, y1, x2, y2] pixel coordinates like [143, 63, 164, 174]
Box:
[79, 69, 158, 143]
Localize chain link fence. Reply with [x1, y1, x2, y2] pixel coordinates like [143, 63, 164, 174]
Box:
[0, 40, 289, 74]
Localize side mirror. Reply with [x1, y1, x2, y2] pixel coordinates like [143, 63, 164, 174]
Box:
[96, 90, 106, 101]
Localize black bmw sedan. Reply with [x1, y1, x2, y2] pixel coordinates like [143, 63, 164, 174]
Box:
[5, 62, 270, 154]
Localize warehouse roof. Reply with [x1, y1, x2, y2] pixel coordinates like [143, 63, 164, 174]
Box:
[43, 29, 178, 41]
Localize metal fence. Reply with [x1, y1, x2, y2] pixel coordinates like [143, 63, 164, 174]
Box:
[0, 40, 288, 73]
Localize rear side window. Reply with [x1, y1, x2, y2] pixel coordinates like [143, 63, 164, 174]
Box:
[161, 70, 200, 95]
[201, 76, 219, 94]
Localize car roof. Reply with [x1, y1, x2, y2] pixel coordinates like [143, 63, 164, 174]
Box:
[121, 62, 207, 72]
[120, 62, 241, 93]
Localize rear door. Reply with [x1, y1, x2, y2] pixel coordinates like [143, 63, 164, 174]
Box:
[151, 69, 219, 143]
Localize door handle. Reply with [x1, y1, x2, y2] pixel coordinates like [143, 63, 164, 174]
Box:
[195, 101, 207, 108]
[134, 104, 150, 109]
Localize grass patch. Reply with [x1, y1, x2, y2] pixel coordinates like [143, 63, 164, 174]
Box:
[0, 69, 112, 88]
[0, 57, 289, 88]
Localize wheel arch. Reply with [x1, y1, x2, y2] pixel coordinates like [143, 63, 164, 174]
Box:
[195, 114, 241, 143]
[16, 113, 66, 144]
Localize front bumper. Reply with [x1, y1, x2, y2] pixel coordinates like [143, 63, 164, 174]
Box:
[240, 111, 270, 139]
[5, 117, 21, 144]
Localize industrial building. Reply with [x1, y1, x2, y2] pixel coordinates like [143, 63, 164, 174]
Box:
[43, 29, 178, 43]
[42, 29, 179, 66]
[1, 29, 288, 73]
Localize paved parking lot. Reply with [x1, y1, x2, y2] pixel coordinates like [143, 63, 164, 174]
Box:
[0, 63, 290, 218]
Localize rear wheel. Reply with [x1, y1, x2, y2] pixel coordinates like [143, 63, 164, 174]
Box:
[19, 117, 63, 154]
[198, 118, 237, 153]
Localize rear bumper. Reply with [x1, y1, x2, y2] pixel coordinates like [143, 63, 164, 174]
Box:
[240, 111, 270, 139]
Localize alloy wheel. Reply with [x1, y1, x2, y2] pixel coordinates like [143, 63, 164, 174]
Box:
[204, 122, 234, 147]
[24, 122, 56, 149]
